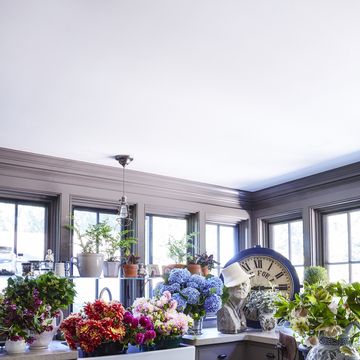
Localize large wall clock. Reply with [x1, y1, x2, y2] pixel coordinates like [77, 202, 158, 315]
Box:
[223, 245, 301, 328]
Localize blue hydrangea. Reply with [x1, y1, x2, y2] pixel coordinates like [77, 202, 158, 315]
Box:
[172, 293, 187, 311]
[160, 283, 181, 294]
[168, 268, 191, 285]
[204, 276, 224, 296]
[204, 294, 222, 313]
[186, 274, 206, 290]
[152, 281, 164, 297]
[181, 287, 200, 305]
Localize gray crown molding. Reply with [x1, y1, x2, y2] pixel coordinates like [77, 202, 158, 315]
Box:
[0, 147, 251, 209]
[251, 161, 360, 209]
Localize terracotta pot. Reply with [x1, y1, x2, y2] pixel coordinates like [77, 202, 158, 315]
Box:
[187, 264, 201, 275]
[201, 265, 210, 276]
[123, 264, 138, 278]
[162, 264, 187, 275]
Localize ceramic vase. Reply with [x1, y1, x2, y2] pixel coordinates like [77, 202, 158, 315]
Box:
[72, 253, 104, 277]
[103, 261, 121, 277]
[306, 336, 359, 360]
[5, 339, 27, 354]
[29, 310, 64, 349]
[259, 311, 276, 332]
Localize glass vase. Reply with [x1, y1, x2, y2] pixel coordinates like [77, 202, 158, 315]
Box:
[187, 317, 204, 335]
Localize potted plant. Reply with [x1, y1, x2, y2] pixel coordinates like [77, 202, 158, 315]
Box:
[103, 229, 137, 277]
[65, 217, 114, 277]
[245, 289, 280, 331]
[274, 281, 360, 360]
[186, 254, 201, 275]
[122, 253, 141, 278]
[165, 232, 197, 273]
[304, 266, 328, 286]
[0, 273, 76, 351]
[196, 252, 220, 276]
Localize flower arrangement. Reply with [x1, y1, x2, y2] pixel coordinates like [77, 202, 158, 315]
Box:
[157, 268, 224, 320]
[245, 289, 280, 315]
[132, 290, 193, 344]
[0, 273, 76, 343]
[60, 299, 155, 354]
[274, 282, 360, 348]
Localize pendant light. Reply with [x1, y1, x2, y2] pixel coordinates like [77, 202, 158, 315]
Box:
[115, 154, 133, 222]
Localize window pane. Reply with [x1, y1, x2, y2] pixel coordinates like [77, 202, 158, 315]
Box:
[290, 220, 304, 266]
[328, 264, 349, 283]
[325, 213, 348, 263]
[0, 202, 15, 248]
[72, 210, 97, 258]
[295, 266, 304, 285]
[206, 224, 218, 263]
[350, 211, 360, 261]
[351, 263, 360, 283]
[72, 278, 96, 312]
[148, 216, 187, 268]
[219, 226, 236, 266]
[17, 204, 45, 260]
[271, 223, 289, 259]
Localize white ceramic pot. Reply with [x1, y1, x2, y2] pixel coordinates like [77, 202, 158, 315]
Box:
[72, 253, 104, 277]
[5, 339, 27, 354]
[103, 261, 121, 277]
[29, 310, 64, 349]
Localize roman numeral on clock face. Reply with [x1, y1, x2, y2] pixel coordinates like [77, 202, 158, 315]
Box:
[253, 259, 262, 268]
[241, 262, 251, 272]
[275, 271, 285, 279]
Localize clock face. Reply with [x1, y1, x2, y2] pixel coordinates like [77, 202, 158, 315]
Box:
[238, 255, 294, 297]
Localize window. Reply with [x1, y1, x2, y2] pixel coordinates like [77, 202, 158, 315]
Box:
[205, 223, 238, 276]
[0, 200, 47, 260]
[323, 209, 360, 283]
[71, 208, 120, 312]
[269, 219, 304, 283]
[145, 214, 188, 294]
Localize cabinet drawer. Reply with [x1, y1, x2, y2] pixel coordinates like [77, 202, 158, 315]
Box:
[197, 342, 245, 360]
[245, 341, 279, 360]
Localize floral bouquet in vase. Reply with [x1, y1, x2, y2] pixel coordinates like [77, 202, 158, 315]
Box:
[132, 290, 193, 349]
[275, 281, 360, 359]
[156, 268, 224, 334]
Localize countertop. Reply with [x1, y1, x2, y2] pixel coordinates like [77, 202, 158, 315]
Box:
[0, 341, 78, 359]
[182, 327, 279, 346]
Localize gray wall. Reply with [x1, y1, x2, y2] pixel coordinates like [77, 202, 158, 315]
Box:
[0, 147, 250, 261]
[250, 162, 360, 266]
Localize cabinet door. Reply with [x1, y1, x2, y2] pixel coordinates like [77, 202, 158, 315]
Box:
[197, 342, 245, 360]
[245, 341, 279, 360]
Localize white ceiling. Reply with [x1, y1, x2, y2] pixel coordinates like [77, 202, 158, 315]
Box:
[1, 1, 360, 191]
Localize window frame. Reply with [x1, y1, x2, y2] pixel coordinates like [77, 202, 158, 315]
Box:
[318, 203, 360, 283]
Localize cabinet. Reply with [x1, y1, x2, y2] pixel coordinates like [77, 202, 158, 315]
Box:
[245, 341, 279, 360]
[196, 342, 245, 360]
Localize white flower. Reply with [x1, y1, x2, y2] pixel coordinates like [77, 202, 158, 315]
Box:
[328, 297, 340, 315]
[322, 325, 343, 337]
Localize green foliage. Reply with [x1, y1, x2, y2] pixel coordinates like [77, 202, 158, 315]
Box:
[246, 289, 280, 314]
[0, 273, 76, 341]
[195, 252, 220, 270]
[274, 281, 360, 345]
[104, 229, 138, 261]
[167, 232, 197, 264]
[304, 266, 328, 286]
[123, 254, 141, 264]
[65, 216, 116, 254]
